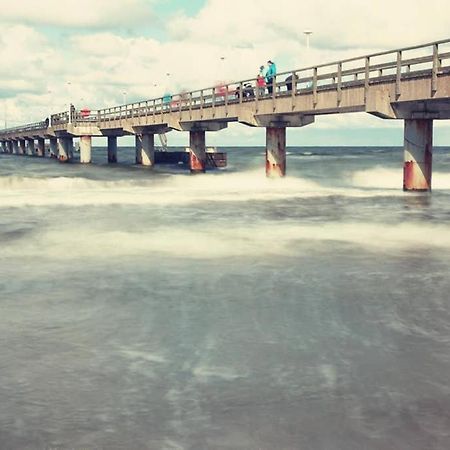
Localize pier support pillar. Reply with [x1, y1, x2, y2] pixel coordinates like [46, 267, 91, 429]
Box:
[12, 140, 20, 155]
[135, 135, 143, 164]
[107, 136, 117, 163]
[49, 138, 57, 158]
[266, 126, 286, 177]
[189, 130, 206, 173]
[403, 119, 433, 191]
[141, 134, 155, 167]
[37, 138, 45, 157]
[57, 137, 72, 162]
[19, 139, 26, 155]
[26, 139, 35, 156]
[0, 141, 6, 153]
[80, 136, 92, 163]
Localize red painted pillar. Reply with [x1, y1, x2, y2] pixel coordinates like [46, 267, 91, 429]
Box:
[189, 130, 206, 173]
[403, 119, 433, 191]
[266, 127, 286, 177]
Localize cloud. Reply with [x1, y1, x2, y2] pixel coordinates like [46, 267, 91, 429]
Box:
[0, 0, 156, 28]
[1, 0, 449, 144]
[168, 0, 450, 50]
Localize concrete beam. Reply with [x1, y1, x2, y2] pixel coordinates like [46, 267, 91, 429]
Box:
[133, 125, 171, 135]
[180, 121, 228, 132]
[366, 88, 396, 119]
[238, 111, 315, 127]
[393, 98, 450, 120]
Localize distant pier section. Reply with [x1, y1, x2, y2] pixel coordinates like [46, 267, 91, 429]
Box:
[1, 38, 449, 191]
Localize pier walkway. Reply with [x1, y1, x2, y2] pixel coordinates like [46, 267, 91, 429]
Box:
[1, 38, 449, 191]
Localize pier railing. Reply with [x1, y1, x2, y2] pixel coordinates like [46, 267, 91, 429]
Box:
[82, 38, 450, 124]
[1, 38, 449, 136]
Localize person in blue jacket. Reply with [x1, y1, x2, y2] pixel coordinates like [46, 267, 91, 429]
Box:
[265, 60, 277, 94]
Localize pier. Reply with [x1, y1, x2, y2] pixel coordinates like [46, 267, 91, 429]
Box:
[1, 39, 449, 191]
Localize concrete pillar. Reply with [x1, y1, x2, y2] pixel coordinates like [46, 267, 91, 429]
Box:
[107, 136, 117, 163]
[49, 138, 57, 158]
[79, 136, 92, 163]
[141, 134, 155, 167]
[403, 119, 433, 191]
[266, 127, 286, 177]
[26, 139, 35, 156]
[12, 140, 19, 155]
[37, 138, 45, 157]
[57, 137, 72, 162]
[0, 141, 5, 153]
[19, 139, 26, 155]
[135, 134, 143, 164]
[189, 130, 206, 173]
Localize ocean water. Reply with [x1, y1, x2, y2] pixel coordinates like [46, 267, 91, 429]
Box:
[0, 146, 450, 450]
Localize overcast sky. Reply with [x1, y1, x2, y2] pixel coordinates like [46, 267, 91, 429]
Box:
[1, 0, 449, 146]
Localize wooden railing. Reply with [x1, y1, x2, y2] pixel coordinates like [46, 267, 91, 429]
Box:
[1, 38, 449, 136]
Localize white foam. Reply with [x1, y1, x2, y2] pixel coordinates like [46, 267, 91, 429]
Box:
[3, 221, 450, 260]
[352, 167, 450, 190]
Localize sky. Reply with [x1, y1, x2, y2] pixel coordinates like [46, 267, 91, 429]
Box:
[1, 0, 449, 147]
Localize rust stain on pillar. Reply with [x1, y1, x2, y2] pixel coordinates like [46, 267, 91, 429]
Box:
[266, 127, 286, 177]
[403, 119, 433, 191]
[189, 130, 206, 173]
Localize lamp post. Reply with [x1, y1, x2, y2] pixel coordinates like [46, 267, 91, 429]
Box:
[303, 30, 313, 51]
[303, 31, 313, 88]
[66, 81, 72, 123]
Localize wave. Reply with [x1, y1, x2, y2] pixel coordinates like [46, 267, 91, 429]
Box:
[2, 221, 450, 261]
[0, 170, 410, 209]
[352, 167, 450, 190]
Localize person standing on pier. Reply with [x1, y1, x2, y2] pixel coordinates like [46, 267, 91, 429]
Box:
[265, 60, 277, 94]
[257, 65, 266, 96]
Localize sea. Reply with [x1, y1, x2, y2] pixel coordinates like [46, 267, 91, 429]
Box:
[1, 146, 450, 450]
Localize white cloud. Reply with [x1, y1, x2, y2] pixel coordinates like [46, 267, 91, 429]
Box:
[0, 0, 156, 28]
[1, 0, 449, 144]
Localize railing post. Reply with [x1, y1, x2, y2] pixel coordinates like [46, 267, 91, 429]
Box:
[313, 68, 318, 106]
[224, 85, 229, 116]
[432, 43, 438, 95]
[272, 75, 276, 111]
[364, 56, 370, 102]
[200, 90, 204, 119]
[239, 82, 243, 104]
[291, 71, 296, 102]
[255, 78, 259, 113]
[396, 50, 402, 98]
[337, 62, 342, 105]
